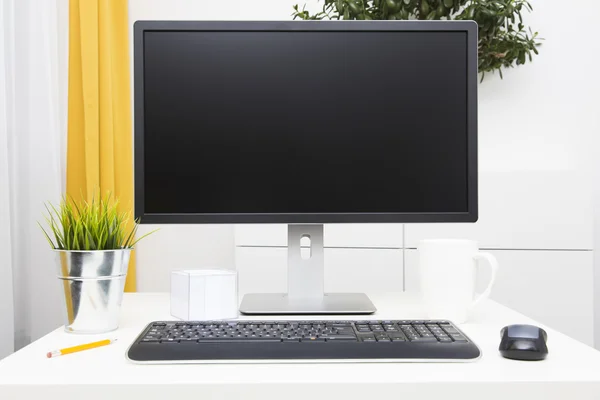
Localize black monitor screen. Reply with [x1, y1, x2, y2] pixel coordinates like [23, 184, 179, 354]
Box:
[138, 23, 475, 223]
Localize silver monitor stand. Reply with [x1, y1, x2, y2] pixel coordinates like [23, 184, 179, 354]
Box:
[239, 224, 377, 315]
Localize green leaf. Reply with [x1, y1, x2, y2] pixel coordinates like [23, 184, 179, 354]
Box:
[38, 222, 57, 249]
[443, 0, 453, 8]
[420, 1, 429, 17]
[129, 228, 160, 249]
[386, 0, 400, 13]
[436, 4, 445, 17]
[347, 1, 361, 15]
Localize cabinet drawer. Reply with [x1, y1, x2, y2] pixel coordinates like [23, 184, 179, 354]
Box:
[236, 247, 403, 296]
[235, 224, 403, 248]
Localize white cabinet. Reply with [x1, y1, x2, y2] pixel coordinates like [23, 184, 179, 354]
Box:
[236, 247, 403, 297]
[404, 249, 594, 346]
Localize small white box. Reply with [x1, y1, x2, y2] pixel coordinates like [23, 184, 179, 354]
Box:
[170, 269, 238, 320]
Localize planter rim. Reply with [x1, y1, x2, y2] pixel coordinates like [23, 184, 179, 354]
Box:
[53, 248, 133, 253]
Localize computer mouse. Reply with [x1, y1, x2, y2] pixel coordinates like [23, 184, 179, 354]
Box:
[499, 324, 548, 361]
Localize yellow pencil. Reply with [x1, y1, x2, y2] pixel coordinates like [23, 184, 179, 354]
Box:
[46, 339, 117, 358]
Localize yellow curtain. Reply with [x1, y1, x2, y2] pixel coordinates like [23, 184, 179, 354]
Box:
[67, 0, 136, 291]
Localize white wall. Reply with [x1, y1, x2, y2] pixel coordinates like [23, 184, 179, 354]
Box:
[0, 0, 16, 359]
[594, 94, 600, 348]
[478, 0, 596, 173]
[129, 0, 321, 22]
[595, 154, 600, 348]
[135, 225, 235, 291]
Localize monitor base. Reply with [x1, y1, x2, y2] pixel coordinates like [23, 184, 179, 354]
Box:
[239, 293, 377, 315]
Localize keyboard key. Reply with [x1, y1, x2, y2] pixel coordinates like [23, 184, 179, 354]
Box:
[389, 334, 406, 342]
[302, 337, 326, 342]
[362, 337, 377, 342]
[375, 335, 391, 342]
[326, 336, 357, 341]
[449, 333, 467, 342]
[438, 337, 453, 343]
[409, 336, 437, 343]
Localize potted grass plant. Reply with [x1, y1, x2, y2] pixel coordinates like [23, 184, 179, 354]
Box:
[40, 193, 155, 334]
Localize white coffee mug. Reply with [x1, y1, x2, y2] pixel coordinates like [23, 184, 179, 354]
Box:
[418, 239, 499, 323]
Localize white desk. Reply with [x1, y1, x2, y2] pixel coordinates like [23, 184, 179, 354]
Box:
[1, 293, 600, 399]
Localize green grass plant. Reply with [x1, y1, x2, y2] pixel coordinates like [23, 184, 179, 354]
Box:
[39, 193, 156, 250]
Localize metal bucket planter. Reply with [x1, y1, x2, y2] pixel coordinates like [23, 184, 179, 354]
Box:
[55, 249, 130, 334]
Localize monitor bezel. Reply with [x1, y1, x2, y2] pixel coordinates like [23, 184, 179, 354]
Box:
[134, 20, 478, 224]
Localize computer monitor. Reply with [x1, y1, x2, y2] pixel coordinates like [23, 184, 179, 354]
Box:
[134, 21, 478, 314]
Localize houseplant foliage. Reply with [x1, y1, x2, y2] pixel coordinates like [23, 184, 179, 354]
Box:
[293, 0, 541, 79]
[40, 193, 155, 250]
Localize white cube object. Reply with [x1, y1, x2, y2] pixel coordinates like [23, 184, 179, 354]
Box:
[170, 269, 238, 320]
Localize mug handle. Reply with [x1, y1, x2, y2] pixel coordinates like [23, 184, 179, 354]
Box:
[469, 252, 499, 311]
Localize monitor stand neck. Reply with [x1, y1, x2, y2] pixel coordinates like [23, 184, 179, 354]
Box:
[287, 224, 325, 300]
[238, 224, 377, 315]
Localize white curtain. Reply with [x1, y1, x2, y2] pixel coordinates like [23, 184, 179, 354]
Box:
[0, 0, 68, 358]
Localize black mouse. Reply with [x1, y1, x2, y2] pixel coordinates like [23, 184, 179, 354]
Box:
[499, 324, 548, 361]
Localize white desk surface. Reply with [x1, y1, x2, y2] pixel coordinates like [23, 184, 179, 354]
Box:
[1, 292, 600, 399]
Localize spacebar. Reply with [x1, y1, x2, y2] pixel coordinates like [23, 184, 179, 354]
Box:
[196, 338, 282, 343]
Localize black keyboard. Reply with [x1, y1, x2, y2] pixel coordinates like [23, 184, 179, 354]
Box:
[127, 320, 481, 363]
